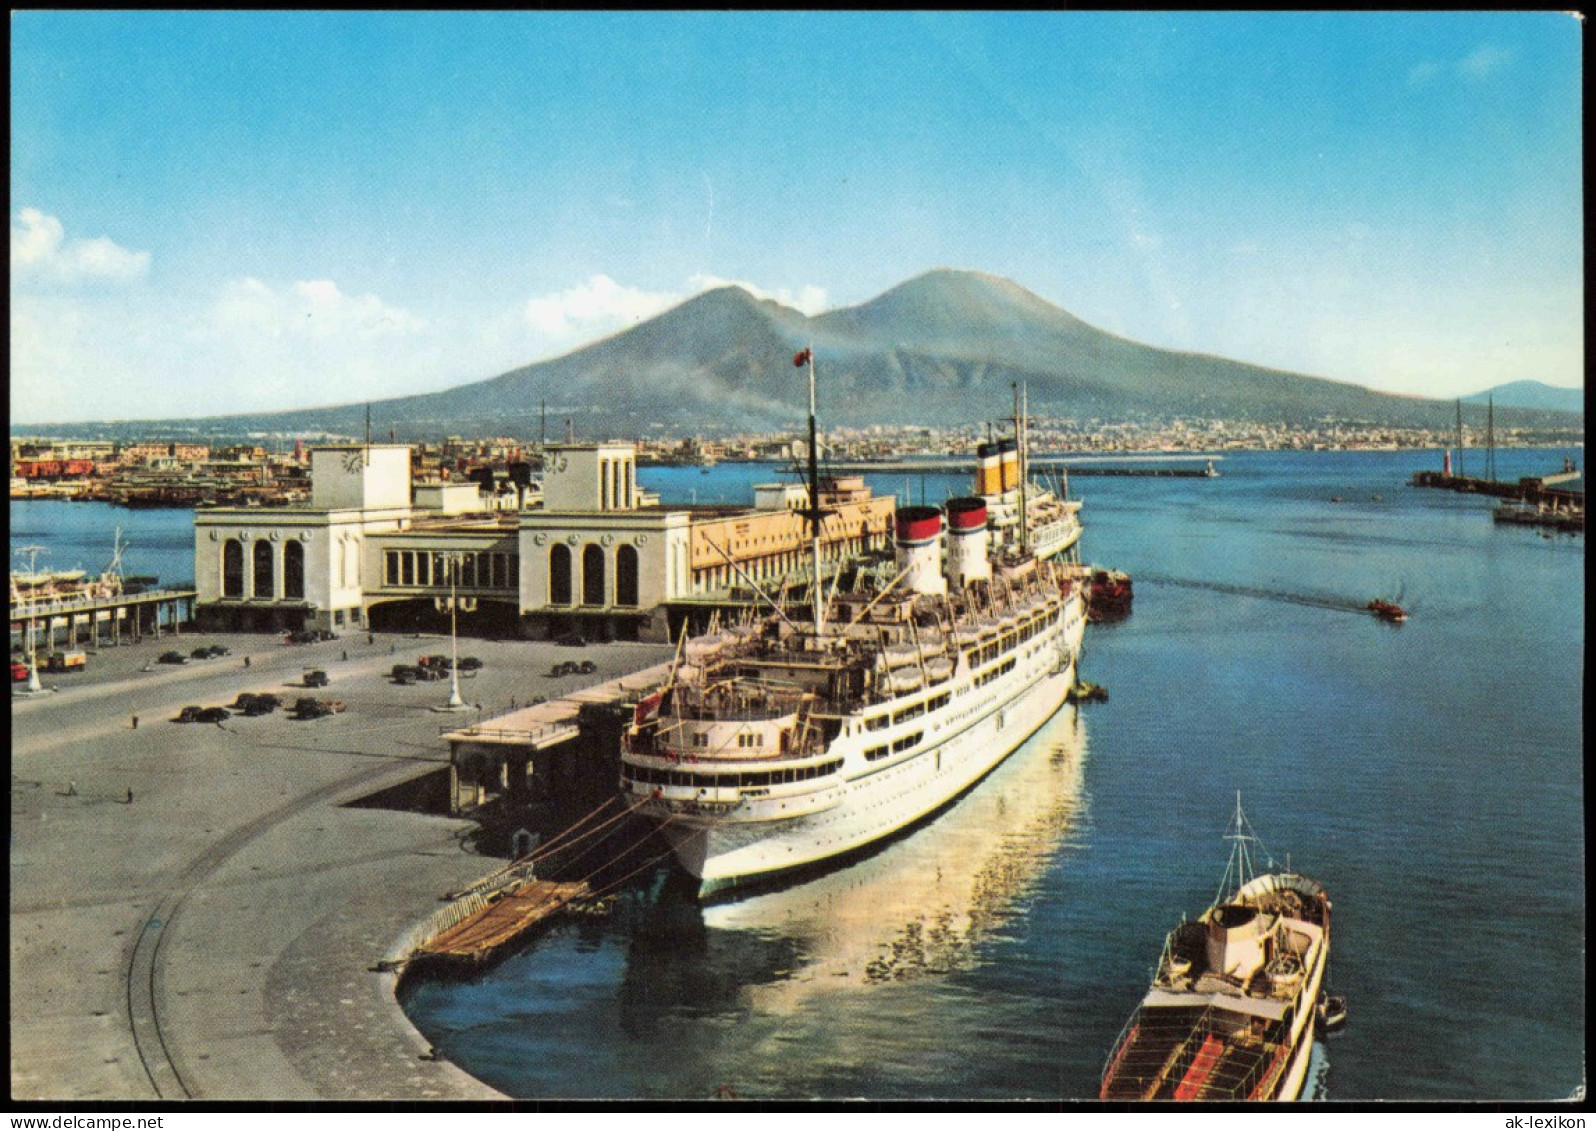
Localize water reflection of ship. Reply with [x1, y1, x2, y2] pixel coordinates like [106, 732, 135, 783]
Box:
[697, 703, 1087, 1008]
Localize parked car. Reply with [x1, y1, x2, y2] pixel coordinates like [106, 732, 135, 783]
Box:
[195, 706, 231, 723]
[412, 665, 446, 681]
[231, 692, 280, 715]
[241, 695, 280, 716]
[578, 660, 597, 675]
[303, 669, 330, 688]
[45, 650, 87, 672]
[205, 644, 231, 657]
[11, 661, 31, 682]
[418, 654, 450, 669]
[191, 646, 214, 661]
[457, 656, 484, 671]
[158, 651, 189, 665]
[554, 632, 587, 648]
[175, 705, 204, 723]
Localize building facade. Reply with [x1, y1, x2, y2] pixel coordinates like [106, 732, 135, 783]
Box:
[193, 442, 895, 641]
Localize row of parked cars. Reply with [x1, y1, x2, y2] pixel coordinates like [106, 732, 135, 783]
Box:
[159, 645, 231, 665]
[175, 693, 345, 723]
[550, 659, 598, 677]
[283, 629, 338, 645]
[391, 654, 483, 684]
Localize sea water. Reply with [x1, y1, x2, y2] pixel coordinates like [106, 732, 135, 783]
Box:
[14, 450, 1583, 1099]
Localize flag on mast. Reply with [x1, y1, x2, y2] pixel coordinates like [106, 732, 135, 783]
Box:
[793, 347, 812, 367]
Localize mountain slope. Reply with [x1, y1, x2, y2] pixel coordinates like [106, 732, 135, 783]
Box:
[19, 269, 1584, 438]
[1462, 380, 1583, 414]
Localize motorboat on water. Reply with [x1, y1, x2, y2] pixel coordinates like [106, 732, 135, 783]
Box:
[1100, 797, 1331, 1101]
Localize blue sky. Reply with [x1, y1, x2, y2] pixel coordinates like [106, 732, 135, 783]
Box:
[11, 11, 1583, 423]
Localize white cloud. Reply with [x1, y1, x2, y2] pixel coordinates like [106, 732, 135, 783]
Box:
[10, 208, 149, 285]
[1457, 44, 1515, 80]
[210, 276, 425, 341]
[1409, 46, 1514, 88]
[1406, 61, 1442, 87]
[687, 274, 830, 315]
[523, 274, 679, 338]
[520, 273, 831, 353]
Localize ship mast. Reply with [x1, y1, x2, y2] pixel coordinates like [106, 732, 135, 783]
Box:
[1486, 394, 1496, 484]
[800, 345, 825, 637]
[1014, 381, 1030, 553]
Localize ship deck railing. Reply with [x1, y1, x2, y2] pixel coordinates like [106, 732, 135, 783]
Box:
[1101, 1002, 1289, 1101]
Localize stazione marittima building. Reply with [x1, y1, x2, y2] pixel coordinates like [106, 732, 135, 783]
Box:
[192, 443, 894, 642]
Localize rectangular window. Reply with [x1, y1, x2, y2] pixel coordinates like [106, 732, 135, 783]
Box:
[385, 552, 399, 586]
[864, 744, 889, 762]
[926, 693, 951, 712]
[401, 552, 414, 586]
[864, 713, 889, 731]
[892, 702, 925, 725]
[892, 732, 922, 753]
[461, 554, 477, 587]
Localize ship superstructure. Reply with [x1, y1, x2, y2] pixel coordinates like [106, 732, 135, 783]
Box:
[620, 356, 1087, 897]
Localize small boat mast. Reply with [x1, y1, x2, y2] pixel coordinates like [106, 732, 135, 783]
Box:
[1213, 792, 1273, 906]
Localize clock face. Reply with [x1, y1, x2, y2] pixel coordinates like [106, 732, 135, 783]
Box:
[343, 452, 363, 473]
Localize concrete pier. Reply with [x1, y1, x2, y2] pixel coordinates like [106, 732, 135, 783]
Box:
[10, 628, 672, 1100]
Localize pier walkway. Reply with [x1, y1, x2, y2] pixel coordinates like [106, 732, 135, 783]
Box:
[440, 658, 674, 750]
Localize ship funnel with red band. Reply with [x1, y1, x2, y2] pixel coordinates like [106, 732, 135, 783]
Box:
[895, 505, 947, 595]
[945, 496, 990, 588]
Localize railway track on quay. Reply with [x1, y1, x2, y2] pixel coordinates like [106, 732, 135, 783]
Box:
[123, 763, 409, 1099]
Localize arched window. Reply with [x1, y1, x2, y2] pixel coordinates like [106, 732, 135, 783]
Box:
[253, 539, 274, 598]
[284, 540, 305, 600]
[549, 544, 572, 605]
[582, 544, 605, 606]
[222, 539, 244, 598]
[616, 544, 639, 607]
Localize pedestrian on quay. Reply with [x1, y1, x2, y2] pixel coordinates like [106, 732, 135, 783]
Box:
[131, 715, 138, 730]
[125, 788, 133, 804]
[244, 655, 251, 668]
[342, 650, 348, 662]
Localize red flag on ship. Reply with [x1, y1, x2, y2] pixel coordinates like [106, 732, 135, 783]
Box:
[634, 692, 662, 726]
[793, 347, 812, 368]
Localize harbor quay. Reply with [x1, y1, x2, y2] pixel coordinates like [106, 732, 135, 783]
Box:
[10, 626, 673, 1101]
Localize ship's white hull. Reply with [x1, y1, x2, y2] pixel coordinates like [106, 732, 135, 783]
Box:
[661, 609, 1084, 898]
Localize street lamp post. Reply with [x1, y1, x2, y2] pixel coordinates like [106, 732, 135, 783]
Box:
[433, 551, 468, 713]
[16, 546, 46, 695]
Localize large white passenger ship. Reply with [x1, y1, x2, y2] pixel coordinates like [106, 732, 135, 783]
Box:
[620, 354, 1088, 898]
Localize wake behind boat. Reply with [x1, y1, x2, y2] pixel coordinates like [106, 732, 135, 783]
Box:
[1100, 798, 1331, 1101]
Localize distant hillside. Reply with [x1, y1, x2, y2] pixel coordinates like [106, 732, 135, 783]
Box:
[17, 269, 1586, 440]
[1462, 380, 1584, 415]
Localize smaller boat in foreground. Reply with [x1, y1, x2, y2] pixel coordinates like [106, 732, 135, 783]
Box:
[1366, 599, 1407, 623]
[1100, 797, 1331, 1102]
[1316, 992, 1348, 1033]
